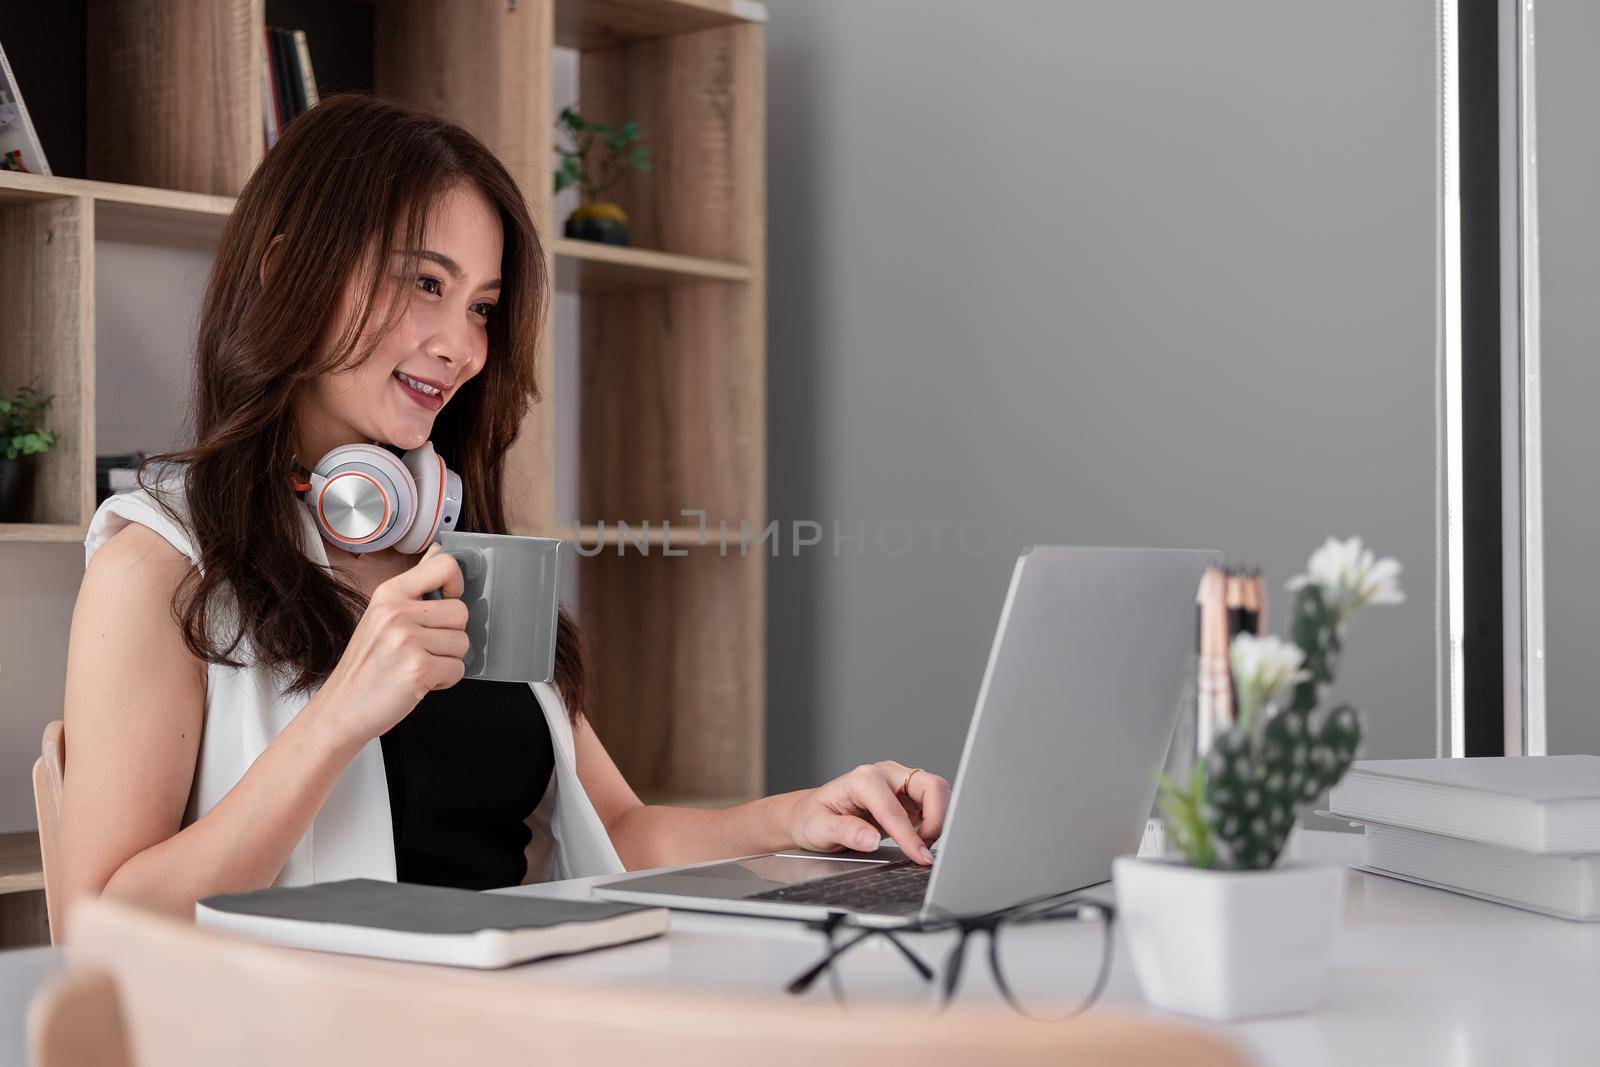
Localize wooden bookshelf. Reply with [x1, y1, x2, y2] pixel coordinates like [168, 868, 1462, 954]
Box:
[0, 833, 47, 949]
[571, 17, 766, 800]
[0, 0, 768, 807]
[549, 237, 754, 289]
[0, 171, 234, 234]
[0, 523, 89, 544]
[0, 833, 43, 895]
[0, 171, 753, 285]
[0, 187, 92, 535]
[554, 0, 766, 50]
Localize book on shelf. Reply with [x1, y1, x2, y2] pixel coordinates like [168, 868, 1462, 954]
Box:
[272, 29, 296, 134]
[197, 878, 669, 970]
[278, 29, 305, 118]
[1349, 820, 1600, 922]
[1326, 755, 1600, 854]
[262, 26, 320, 151]
[0, 35, 51, 175]
[293, 30, 320, 111]
[261, 27, 282, 149]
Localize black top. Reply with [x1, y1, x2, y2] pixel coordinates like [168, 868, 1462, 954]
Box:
[379, 678, 555, 891]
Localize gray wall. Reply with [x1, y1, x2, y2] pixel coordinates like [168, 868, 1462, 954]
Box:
[1535, 0, 1600, 756]
[764, 0, 1439, 791]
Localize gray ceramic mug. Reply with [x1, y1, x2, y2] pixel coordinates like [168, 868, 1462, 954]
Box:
[421, 531, 563, 683]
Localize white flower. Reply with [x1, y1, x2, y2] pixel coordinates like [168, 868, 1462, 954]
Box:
[1287, 536, 1405, 619]
[1230, 633, 1309, 731]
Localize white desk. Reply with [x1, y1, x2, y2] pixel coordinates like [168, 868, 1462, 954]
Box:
[5, 830, 1600, 1066]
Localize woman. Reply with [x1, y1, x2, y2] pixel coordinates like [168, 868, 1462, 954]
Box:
[57, 93, 949, 926]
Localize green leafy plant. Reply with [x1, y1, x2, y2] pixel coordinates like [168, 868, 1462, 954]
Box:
[1157, 537, 1404, 871]
[0, 384, 57, 461]
[1155, 762, 1215, 869]
[553, 106, 650, 203]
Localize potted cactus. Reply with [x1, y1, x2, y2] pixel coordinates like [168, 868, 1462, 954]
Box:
[0, 383, 58, 522]
[1114, 537, 1403, 1021]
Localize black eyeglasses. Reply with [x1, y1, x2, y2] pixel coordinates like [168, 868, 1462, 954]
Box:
[785, 894, 1116, 1021]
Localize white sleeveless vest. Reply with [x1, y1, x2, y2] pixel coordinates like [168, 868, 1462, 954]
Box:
[82, 467, 624, 887]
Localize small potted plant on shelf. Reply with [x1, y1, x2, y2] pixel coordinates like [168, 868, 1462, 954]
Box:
[1114, 536, 1404, 1022]
[0, 383, 58, 522]
[553, 105, 650, 247]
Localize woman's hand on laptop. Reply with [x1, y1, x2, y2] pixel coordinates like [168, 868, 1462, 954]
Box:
[787, 761, 950, 865]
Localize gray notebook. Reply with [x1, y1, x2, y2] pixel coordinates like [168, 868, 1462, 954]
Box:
[197, 879, 668, 968]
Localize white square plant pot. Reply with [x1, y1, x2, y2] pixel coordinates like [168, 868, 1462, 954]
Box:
[1113, 855, 1346, 1022]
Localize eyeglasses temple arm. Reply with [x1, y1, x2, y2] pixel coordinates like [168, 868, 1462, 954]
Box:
[880, 930, 935, 981]
[785, 927, 874, 995]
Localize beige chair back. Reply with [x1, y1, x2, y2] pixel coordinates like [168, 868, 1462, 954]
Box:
[31, 898, 1252, 1067]
[31, 719, 64, 944]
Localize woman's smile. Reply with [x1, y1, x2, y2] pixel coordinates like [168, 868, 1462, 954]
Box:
[393, 369, 445, 412]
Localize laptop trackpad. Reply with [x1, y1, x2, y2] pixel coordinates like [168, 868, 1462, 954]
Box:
[615, 851, 893, 900]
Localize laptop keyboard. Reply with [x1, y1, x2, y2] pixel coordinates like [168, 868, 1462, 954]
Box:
[749, 859, 931, 915]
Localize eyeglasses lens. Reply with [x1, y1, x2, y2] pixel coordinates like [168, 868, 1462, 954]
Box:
[987, 907, 1113, 1020]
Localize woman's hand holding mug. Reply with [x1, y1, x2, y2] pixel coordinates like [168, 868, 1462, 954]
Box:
[318, 542, 468, 748]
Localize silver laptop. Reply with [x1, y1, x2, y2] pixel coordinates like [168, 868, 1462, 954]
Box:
[593, 545, 1220, 926]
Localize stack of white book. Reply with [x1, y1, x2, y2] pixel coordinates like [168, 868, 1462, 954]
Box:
[1326, 755, 1600, 921]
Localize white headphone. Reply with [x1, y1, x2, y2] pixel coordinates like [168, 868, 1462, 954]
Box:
[289, 441, 463, 554]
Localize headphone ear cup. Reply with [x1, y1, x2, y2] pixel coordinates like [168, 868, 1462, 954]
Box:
[396, 442, 450, 554]
[310, 444, 418, 552]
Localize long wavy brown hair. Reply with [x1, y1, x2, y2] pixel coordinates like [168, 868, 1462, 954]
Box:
[137, 92, 587, 720]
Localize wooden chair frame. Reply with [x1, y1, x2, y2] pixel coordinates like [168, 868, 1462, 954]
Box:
[31, 719, 65, 945]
